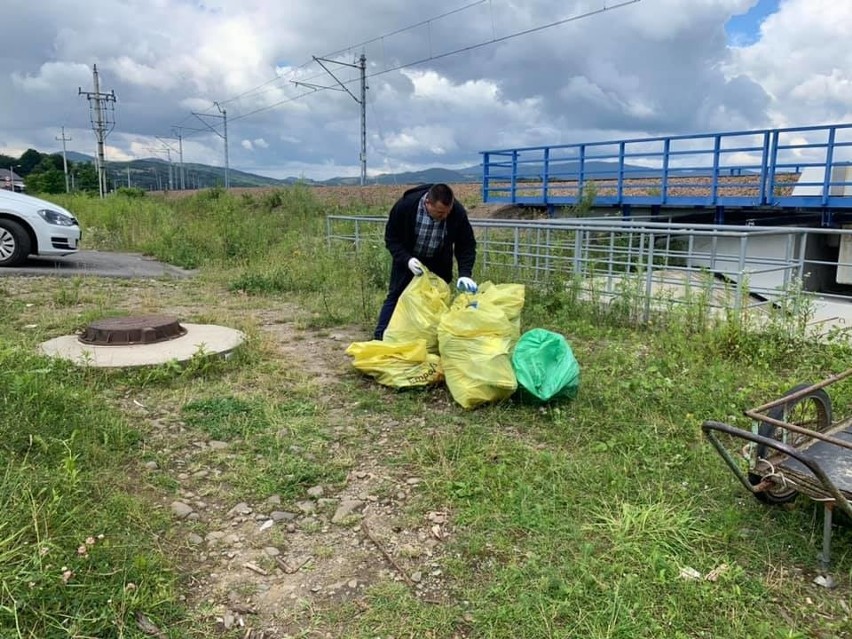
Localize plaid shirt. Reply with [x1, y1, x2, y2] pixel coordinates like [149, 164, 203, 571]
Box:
[412, 194, 446, 258]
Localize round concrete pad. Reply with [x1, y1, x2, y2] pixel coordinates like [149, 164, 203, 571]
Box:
[39, 324, 245, 368]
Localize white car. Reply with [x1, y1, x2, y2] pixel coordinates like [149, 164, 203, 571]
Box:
[0, 189, 81, 267]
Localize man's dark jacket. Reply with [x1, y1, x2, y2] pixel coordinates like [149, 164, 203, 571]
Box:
[384, 184, 476, 283]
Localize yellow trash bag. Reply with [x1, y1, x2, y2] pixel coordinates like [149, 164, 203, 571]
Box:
[452, 282, 525, 331]
[438, 299, 520, 409]
[383, 268, 451, 353]
[345, 339, 443, 388]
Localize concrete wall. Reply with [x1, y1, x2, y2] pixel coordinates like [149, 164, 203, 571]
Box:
[687, 233, 806, 296]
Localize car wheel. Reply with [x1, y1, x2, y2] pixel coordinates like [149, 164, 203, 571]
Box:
[0, 218, 32, 267]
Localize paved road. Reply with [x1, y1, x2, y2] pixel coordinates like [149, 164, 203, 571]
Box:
[0, 251, 195, 279]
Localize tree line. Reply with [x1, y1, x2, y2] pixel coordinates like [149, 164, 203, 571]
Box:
[1, 149, 100, 194]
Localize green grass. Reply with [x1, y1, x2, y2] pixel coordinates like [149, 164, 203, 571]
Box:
[4, 187, 851, 638]
[0, 347, 181, 638]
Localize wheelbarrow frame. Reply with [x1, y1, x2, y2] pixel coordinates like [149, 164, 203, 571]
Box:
[702, 368, 852, 577]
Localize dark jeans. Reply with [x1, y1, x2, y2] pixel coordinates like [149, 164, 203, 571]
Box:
[374, 263, 413, 340]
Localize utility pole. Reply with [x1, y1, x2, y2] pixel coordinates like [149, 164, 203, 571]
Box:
[170, 125, 207, 190]
[294, 53, 368, 186]
[219, 103, 229, 190]
[171, 127, 186, 189]
[79, 64, 117, 198]
[358, 54, 366, 187]
[156, 137, 178, 191]
[56, 127, 72, 193]
[191, 105, 229, 189]
[167, 148, 174, 190]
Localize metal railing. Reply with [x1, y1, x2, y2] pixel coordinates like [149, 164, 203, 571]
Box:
[480, 123, 852, 210]
[327, 214, 852, 323]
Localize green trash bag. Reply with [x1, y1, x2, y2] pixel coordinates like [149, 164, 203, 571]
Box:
[511, 329, 580, 402]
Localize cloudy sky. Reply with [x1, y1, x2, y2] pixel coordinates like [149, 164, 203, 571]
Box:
[2, 0, 850, 180]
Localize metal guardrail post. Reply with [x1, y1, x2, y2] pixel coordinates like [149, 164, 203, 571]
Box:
[573, 229, 582, 275]
[513, 226, 520, 268]
[511, 151, 518, 203]
[579, 144, 586, 204]
[822, 127, 837, 207]
[759, 130, 770, 205]
[661, 138, 670, 204]
[711, 135, 721, 202]
[617, 141, 625, 205]
[798, 232, 808, 281]
[710, 234, 718, 272]
[783, 232, 794, 289]
[607, 232, 616, 289]
[534, 228, 541, 283]
[481, 152, 490, 202]
[482, 225, 490, 272]
[543, 148, 550, 203]
[736, 234, 748, 311]
[643, 233, 655, 323]
[544, 228, 552, 279]
[768, 130, 780, 204]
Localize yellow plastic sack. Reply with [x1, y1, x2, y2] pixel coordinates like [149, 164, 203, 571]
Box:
[452, 282, 526, 331]
[438, 300, 519, 409]
[345, 339, 443, 388]
[478, 282, 525, 329]
[383, 268, 451, 353]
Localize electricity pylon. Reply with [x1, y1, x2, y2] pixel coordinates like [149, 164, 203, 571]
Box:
[78, 64, 117, 197]
[294, 54, 367, 186]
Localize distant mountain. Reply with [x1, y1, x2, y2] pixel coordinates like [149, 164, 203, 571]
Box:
[53, 152, 661, 191]
[320, 167, 479, 186]
[61, 155, 291, 190]
[56, 151, 482, 190]
[66, 151, 96, 163]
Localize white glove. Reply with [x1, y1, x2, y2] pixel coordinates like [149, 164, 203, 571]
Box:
[457, 276, 477, 293]
[407, 257, 424, 276]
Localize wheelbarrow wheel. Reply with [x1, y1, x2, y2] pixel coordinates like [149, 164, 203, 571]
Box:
[748, 383, 833, 505]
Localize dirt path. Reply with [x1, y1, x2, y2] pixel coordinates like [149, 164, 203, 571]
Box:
[44, 281, 461, 637]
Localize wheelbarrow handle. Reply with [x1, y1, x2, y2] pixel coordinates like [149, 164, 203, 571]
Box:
[701, 420, 852, 519]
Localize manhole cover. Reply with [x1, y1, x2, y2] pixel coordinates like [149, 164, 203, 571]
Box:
[78, 315, 187, 346]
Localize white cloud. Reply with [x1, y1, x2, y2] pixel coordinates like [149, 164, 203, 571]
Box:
[728, 0, 852, 127]
[241, 138, 270, 152]
[384, 125, 457, 156]
[13, 62, 91, 94]
[404, 70, 500, 107]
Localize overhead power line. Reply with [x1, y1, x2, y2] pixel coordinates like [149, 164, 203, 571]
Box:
[230, 0, 642, 123]
[170, 0, 641, 185]
[372, 0, 643, 77]
[214, 0, 489, 110]
[322, 0, 488, 60]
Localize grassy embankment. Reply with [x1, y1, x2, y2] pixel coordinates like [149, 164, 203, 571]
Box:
[2, 186, 851, 638]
